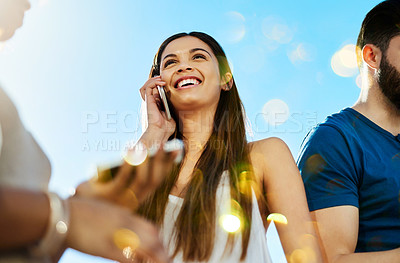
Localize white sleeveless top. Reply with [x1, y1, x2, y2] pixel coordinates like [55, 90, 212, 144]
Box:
[161, 171, 272, 263]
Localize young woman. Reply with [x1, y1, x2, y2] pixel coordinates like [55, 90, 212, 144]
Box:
[137, 32, 323, 263]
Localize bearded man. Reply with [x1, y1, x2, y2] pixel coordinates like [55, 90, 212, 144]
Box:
[297, 1, 400, 262]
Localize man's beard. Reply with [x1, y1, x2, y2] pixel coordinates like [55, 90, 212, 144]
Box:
[377, 54, 400, 112]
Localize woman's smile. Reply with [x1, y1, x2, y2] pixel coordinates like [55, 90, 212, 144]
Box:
[174, 76, 202, 90]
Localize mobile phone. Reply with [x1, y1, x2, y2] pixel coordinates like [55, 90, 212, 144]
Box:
[157, 85, 172, 120]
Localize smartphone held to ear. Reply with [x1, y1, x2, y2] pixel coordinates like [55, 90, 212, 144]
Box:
[157, 85, 172, 120]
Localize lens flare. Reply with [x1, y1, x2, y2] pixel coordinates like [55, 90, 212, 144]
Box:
[267, 213, 288, 225]
[331, 44, 359, 77]
[304, 154, 326, 175]
[122, 247, 134, 259]
[262, 16, 294, 44]
[113, 228, 141, 258]
[220, 214, 241, 233]
[262, 99, 290, 126]
[239, 170, 257, 198]
[218, 11, 246, 44]
[56, 221, 68, 234]
[288, 43, 316, 64]
[290, 247, 317, 263]
[123, 142, 147, 166]
[339, 45, 358, 68]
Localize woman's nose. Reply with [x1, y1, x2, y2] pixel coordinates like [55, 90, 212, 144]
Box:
[177, 64, 193, 73]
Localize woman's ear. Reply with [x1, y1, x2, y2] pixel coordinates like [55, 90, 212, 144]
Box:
[220, 72, 233, 91]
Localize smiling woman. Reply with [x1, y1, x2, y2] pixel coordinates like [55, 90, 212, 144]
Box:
[137, 32, 324, 263]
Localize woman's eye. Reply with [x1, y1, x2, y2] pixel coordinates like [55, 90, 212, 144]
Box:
[193, 54, 206, 60]
[163, 60, 176, 68]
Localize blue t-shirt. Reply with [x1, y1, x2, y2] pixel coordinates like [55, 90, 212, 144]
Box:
[297, 108, 400, 252]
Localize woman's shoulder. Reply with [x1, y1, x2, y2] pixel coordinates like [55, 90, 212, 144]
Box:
[248, 137, 290, 156]
[248, 137, 293, 174]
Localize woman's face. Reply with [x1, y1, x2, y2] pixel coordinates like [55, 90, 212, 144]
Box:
[159, 36, 222, 112]
[0, 0, 30, 41]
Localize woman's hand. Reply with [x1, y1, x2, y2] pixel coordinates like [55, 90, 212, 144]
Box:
[139, 76, 176, 143]
[66, 196, 170, 263]
[75, 139, 183, 211]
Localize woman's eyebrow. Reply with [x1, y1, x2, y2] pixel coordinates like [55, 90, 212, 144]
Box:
[190, 48, 212, 57]
[162, 53, 177, 61]
[162, 48, 212, 61]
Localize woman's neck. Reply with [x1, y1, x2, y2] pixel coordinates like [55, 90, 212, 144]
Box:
[179, 107, 216, 155]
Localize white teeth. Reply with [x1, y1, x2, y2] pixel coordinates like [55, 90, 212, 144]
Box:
[177, 78, 200, 88]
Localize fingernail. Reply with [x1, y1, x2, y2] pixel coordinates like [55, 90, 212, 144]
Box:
[163, 139, 184, 164]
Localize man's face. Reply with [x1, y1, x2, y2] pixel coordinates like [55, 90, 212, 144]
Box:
[377, 36, 400, 112]
[0, 0, 30, 41]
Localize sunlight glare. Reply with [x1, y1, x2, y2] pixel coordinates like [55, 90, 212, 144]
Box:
[220, 11, 246, 43]
[262, 99, 290, 126]
[220, 214, 241, 233]
[267, 213, 288, 224]
[331, 44, 358, 77]
[262, 16, 294, 44]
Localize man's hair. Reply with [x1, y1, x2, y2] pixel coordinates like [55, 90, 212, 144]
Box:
[356, 0, 400, 67]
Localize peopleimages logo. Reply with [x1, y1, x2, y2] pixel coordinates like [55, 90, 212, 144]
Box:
[81, 110, 142, 133]
[80, 110, 319, 152]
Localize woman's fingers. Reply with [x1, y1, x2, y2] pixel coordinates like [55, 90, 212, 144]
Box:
[66, 197, 170, 263]
[139, 76, 166, 101]
[129, 140, 183, 202]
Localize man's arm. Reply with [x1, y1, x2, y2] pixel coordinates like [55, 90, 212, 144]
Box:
[0, 186, 170, 263]
[0, 187, 49, 249]
[312, 206, 400, 263]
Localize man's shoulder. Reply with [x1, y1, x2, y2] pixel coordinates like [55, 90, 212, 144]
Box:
[318, 107, 358, 133]
[304, 108, 360, 147]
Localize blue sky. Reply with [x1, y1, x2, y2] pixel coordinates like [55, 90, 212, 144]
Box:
[0, 0, 381, 262]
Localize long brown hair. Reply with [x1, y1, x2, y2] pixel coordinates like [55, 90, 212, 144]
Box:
[138, 32, 256, 261]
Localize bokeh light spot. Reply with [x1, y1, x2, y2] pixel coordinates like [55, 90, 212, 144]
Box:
[219, 11, 246, 44]
[239, 170, 257, 197]
[304, 154, 327, 174]
[123, 142, 147, 166]
[113, 228, 141, 255]
[56, 221, 68, 234]
[262, 16, 294, 44]
[331, 44, 359, 77]
[220, 214, 241, 233]
[288, 43, 316, 64]
[122, 247, 134, 259]
[339, 45, 358, 68]
[267, 213, 288, 224]
[290, 248, 316, 263]
[262, 99, 290, 126]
